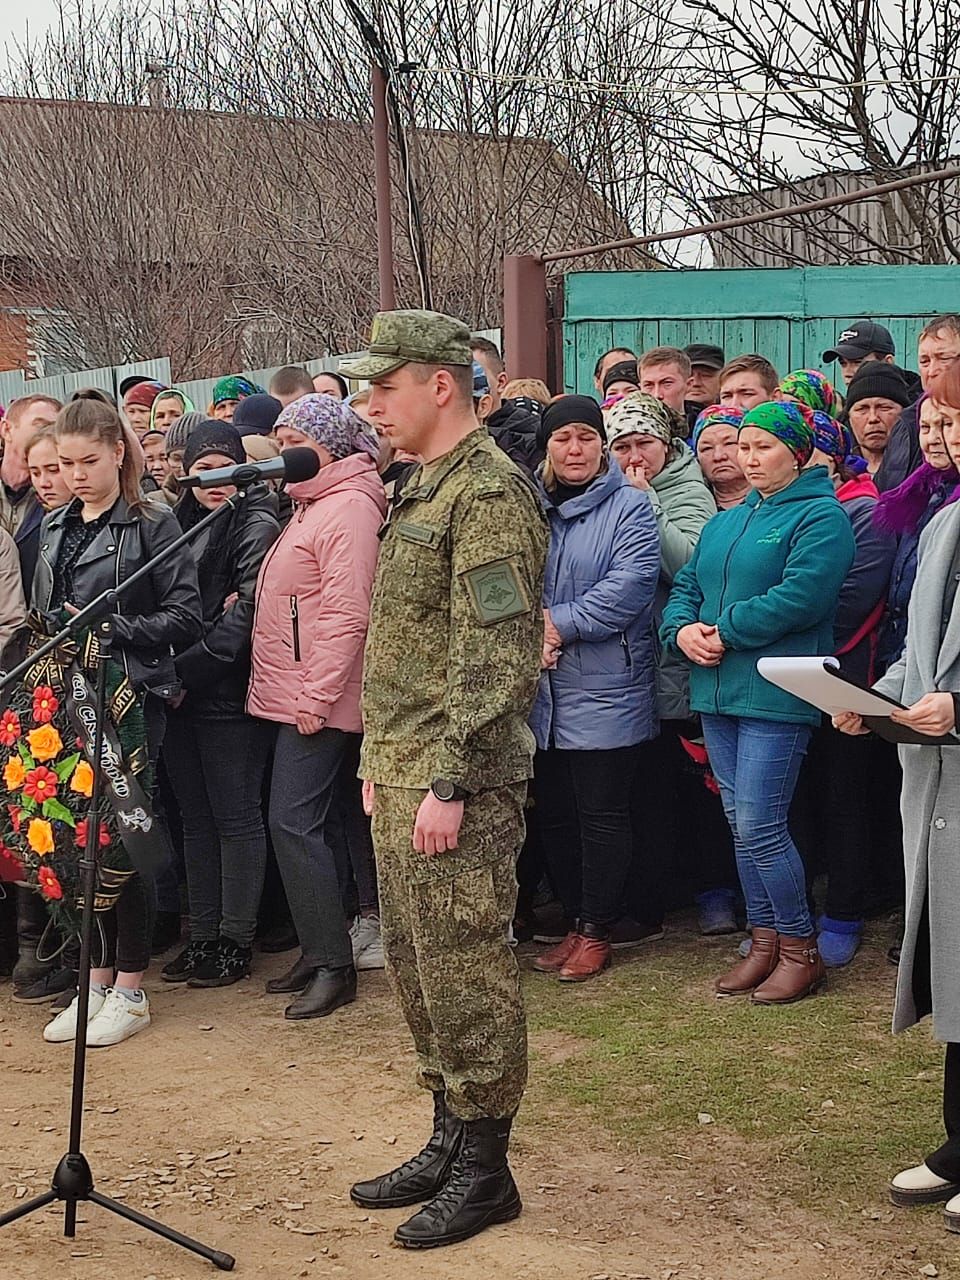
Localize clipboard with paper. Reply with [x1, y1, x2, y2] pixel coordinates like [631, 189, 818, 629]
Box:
[756, 656, 960, 746]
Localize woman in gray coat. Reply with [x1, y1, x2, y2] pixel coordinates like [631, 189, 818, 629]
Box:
[835, 387, 960, 1226]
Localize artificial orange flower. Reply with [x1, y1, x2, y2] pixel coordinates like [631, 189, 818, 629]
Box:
[75, 818, 110, 849]
[32, 686, 59, 724]
[69, 760, 94, 798]
[23, 767, 58, 804]
[27, 818, 55, 856]
[0, 710, 21, 747]
[4, 756, 25, 790]
[27, 726, 63, 762]
[37, 865, 63, 900]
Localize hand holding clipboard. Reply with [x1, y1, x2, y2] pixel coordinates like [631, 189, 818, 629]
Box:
[756, 657, 960, 746]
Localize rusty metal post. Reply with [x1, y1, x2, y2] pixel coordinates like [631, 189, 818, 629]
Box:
[503, 255, 547, 385]
[371, 63, 396, 311]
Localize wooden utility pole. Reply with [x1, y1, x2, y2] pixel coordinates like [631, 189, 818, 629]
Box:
[371, 63, 396, 311]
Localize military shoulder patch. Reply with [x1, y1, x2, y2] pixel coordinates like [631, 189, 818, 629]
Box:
[461, 557, 531, 626]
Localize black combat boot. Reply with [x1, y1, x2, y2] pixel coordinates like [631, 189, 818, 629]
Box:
[394, 1116, 521, 1248]
[351, 1092, 464, 1209]
[12, 885, 52, 991]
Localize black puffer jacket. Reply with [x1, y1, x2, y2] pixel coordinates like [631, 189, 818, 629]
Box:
[33, 497, 202, 696]
[173, 484, 280, 714]
[486, 401, 545, 478]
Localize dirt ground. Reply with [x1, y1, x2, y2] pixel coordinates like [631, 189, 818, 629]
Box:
[1, 948, 955, 1280]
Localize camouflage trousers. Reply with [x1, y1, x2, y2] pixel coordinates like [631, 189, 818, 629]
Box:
[372, 783, 528, 1122]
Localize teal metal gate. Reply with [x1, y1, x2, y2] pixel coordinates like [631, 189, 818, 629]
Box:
[563, 265, 960, 393]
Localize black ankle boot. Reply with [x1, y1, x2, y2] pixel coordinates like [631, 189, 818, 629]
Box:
[284, 964, 357, 1020]
[12, 886, 52, 990]
[351, 1092, 464, 1209]
[394, 1116, 521, 1248]
[265, 954, 317, 995]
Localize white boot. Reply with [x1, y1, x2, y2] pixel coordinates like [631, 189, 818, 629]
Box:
[85, 987, 151, 1047]
[890, 1161, 960, 1206]
[43, 989, 107, 1044]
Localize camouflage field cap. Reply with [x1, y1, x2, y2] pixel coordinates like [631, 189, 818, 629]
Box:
[339, 310, 474, 380]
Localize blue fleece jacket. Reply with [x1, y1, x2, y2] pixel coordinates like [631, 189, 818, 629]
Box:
[660, 466, 856, 726]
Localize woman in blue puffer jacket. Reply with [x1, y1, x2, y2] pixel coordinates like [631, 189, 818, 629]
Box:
[529, 395, 660, 983]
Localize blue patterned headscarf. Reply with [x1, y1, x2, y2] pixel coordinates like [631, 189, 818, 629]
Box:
[275, 393, 380, 461]
[692, 404, 743, 450]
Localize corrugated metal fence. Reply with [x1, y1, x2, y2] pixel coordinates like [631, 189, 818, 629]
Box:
[0, 329, 503, 410]
[0, 359, 172, 409]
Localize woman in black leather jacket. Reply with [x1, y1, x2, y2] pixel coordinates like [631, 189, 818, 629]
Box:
[160, 421, 280, 988]
[35, 398, 202, 1049]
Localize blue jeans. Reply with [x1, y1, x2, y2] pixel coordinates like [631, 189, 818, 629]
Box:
[700, 715, 813, 937]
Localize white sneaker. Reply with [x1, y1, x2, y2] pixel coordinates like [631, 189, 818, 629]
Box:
[890, 1161, 960, 1205]
[85, 987, 151, 1047]
[43, 989, 107, 1043]
[350, 915, 385, 970]
[945, 1190, 960, 1231]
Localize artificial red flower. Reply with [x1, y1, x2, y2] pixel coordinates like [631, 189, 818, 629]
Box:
[75, 818, 110, 849]
[0, 710, 21, 747]
[32, 686, 59, 724]
[23, 766, 58, 805]
[37, 865, 63, 900]
[8, 804, 21, 834]
[0, 841, 24, 882]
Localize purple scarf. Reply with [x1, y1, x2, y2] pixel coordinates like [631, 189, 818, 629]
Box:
[873, 461, 960, 535]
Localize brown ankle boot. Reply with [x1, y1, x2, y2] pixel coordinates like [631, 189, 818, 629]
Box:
[558, 935, 612, 982]
[532, 931, 579, 973]
[752, 934, 826, 1005]
[715, 927, 779, 995]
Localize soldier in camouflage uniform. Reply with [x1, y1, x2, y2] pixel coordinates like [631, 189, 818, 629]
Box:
[340, 311, 548, 1249]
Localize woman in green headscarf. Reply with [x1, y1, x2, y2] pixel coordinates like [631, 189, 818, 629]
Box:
[149, 388, 195, 435]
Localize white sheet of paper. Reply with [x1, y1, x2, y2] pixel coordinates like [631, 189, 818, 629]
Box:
[756, 656, 901, 717]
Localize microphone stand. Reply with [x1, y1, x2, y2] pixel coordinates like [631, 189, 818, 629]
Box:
[0, 483, 265, 1272]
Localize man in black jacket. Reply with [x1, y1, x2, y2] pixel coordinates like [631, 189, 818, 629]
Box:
[470, 336, 545, 478]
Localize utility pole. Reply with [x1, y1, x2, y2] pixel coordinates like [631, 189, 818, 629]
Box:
[371, 63, 396, 311]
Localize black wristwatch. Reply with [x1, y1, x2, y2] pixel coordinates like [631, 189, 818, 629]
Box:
[431, 778, 469, 803]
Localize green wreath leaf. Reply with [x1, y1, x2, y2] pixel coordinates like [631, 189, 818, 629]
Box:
[54, 752, 81, 783]
[42, 798, 76, 827]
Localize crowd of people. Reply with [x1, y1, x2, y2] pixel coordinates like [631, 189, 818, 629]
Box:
[1, 308, 960, 1246]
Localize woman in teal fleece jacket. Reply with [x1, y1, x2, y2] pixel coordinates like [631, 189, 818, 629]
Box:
[660, 402, 855, 1005]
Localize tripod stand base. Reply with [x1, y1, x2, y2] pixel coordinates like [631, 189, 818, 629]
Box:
[0, 1150, 235, 1270]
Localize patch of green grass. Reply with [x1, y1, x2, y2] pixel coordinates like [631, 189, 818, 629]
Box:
[522, 925, 943, 1207]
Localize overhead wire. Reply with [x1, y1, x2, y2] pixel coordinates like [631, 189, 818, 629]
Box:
[412, 63, 960, 99]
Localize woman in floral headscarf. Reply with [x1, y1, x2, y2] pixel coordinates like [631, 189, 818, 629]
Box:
[210, 376, 265, 423]
[778, 369, 844, 418]
[247, 395, 386, 1021]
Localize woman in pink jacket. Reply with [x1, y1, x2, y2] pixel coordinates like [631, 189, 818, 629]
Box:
[248, 395, 386, 1020]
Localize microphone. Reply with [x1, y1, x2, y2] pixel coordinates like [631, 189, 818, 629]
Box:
[179, 446, 320, 489]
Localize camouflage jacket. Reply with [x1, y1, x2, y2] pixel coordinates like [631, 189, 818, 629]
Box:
[360, 428, 548, 792]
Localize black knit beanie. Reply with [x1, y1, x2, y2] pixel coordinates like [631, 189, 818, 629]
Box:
[537, 395, 605, 449]
[182, 420, 246, 473]
[844, 361, 911, 414]
[233, 393, 282, 436]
